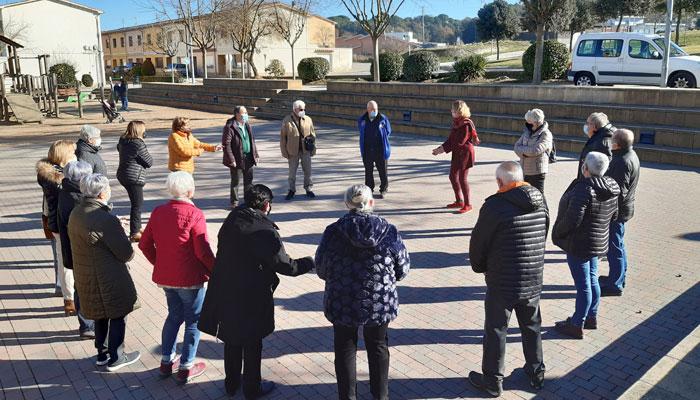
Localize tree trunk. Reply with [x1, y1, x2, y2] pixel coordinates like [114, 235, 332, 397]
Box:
[291, 45, 296, 80]
[533, 23, 545, 84]
[675, 9, 682, 44]
[248, 53, 259, 79]
[240, 53, 246, 79]
[496, 38, 500, 60]
[569, 29, 574, 51]
[616, 12, 623, 32]
[201, 48, 208, 79]
[171, 67, 175, 83]
[372, 36, 380, 82]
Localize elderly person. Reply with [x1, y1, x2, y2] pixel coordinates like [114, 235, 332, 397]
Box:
[358, 101, 392, 199]
[600, 129, 640, 296]
[37, 139, 77, 311]
[578, 112, 615, 178]
[222, 106, 259, 208]
[280, 100, 316, 200]
[468, 162, 548, 397]
[68, 174, 141, 371]
[76, 125, 107, 176]
[168, 116, 222, 174]
[514, 109, 553, 194]
[57, 161, 95, 338]
[117, 121, 153, 242]
[199, 184, 314, 398]
[139, 171, 216, 383]
[552, 152, 620, 339]
[432, 100, 480, 214]
[316, 184, 410, 400]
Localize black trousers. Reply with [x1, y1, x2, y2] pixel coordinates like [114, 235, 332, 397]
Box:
[363, 156, 388, 193]
[95, 316, 126, 363]
[524, 174, 546, 194]
[482, 290, 544, 385]
[230, 155, 255, 204]
[334, 323, 390, 400]
[224, 340, 262, 396]
[123, 184, 144, 236]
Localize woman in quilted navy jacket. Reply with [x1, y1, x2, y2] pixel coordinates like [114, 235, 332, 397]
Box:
[316, 184, 410, 400]
[117, 121, 153, 242]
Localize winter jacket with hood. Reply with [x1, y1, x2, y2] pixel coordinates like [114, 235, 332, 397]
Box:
[36, 159, 64, 233]
[76, 139, 107, 176]
[315, 211, 411, 327]
[198, 207, 314, 344]
[358, 112, 392, 160]
[514, 122, 553, 176]
[577, 124, 615, 178]
[57, 178, 84, 269]
[605, 147, 640, 223]
[443, 117, 478, 170]
[553, 176, 620, 258]
[117, 137, 153, 186]
[470, 184, 549, 302]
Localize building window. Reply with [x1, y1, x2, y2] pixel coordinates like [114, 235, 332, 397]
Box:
[146, 34, 152, 45]
[105, 39, 110, 49]
[128, 58, 133, 64]
[120, 37, 124, 47]
[128, 36, 133, 47]
[156, 57, 164, 68]
[179, 30, 184, 41]
[137, 35, 142, 46]
[113, 59, 118, 66]
[112, 38, 117, 48]
[119, 59, 123, 65]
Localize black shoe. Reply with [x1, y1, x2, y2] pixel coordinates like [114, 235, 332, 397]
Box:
[600, 286, 623, 297]
[468, 371, 502, 397]
[244, 380, 276, 399]
[305, 190, 315, 198]
[95, 351, 110, 367]
[584, 316, 597, 330]
[106, 351, 141, 372]
[375, 192, 384, 199]
[380, 190, 387, 198]
[285, 191, 295, 200]
[525, 367, 544, 390]
[555, 319, 584, 339]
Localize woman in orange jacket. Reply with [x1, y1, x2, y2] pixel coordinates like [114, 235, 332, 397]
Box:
[168, 117, 222, 174]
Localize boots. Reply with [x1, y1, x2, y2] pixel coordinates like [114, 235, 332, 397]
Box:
[64, 299, 76, 316]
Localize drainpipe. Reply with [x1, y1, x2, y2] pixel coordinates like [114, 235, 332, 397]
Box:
[95, 13, 105, 102]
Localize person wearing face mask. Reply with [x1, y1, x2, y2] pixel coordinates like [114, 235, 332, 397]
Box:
[198, 184, 314, 399]
[578, 112, 615, 179]
[223, 106, 259, 208]
[358, 101, 392, 199]
[76, 125, 108, 176]
[514, 109, 553, 195]
[68, 174, 141, 372]
[432, 100, 480, 214]
[280, 100, 316, 200]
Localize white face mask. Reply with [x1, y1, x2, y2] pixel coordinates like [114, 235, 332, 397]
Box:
[93, 138, 102, 148]
[297, 110, 305, 118]
[583, 124, 590, 137]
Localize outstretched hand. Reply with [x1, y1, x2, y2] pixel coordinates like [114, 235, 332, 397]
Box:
[432, 146, 444, 156]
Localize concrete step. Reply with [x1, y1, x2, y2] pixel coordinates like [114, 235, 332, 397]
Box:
[131, 90, 270, 108]
[203, 78, 302, 90]
[129, 95, 258, 115]
[140, 82, 282, 98]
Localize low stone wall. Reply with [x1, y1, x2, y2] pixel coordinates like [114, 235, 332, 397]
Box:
[204, 78, 303, 90]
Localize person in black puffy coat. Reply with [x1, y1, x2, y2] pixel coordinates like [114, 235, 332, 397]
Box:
[553, 152, 620, 339]
[76, 125, 108, 176]
[117, 121, 153, 241]
[578, 112, 615, 178]
[467, 161, 548, 397]
[316, 184, 410, 400]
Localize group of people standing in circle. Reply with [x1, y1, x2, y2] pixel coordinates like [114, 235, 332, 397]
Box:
[35, 97, 640, 399]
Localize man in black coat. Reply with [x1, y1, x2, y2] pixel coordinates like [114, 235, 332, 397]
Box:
[578, 112, 615, 178]
[468, 161, 549, 397]
[600, 129, 640, 296]
[222, 106, 259, 208]
[76, 125, 108, 176]
[198, 184, 314, 399]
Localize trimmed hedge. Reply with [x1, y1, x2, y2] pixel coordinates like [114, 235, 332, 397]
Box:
[141, 59, 156, 76]
[297, 57, 330, 83]
[265, 59, 285, 78]
[403, 52, 439, 82]
[81, 74, 94, 87]
[522, 40, 570, 81]
[49, 63, 77, 86]
[370, 52, 404, 82]
[453, 54, 487, 82]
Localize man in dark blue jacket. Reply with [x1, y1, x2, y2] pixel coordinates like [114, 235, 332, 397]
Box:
[358, 100, 392, 198]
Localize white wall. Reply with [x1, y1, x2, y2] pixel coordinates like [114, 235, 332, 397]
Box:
[1, 0, 101, 81]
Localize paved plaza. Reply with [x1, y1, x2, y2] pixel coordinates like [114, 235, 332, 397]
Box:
[0, 102, 699, 400]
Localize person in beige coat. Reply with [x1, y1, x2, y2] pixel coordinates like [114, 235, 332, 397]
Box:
[280, 100, 316, 200]
[514, 109, 553, 195]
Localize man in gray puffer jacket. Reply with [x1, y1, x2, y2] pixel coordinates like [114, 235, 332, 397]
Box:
[514, 109, 553, 194]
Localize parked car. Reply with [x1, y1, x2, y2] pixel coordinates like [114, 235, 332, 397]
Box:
[112, 62, 142, 76]
[165, 63, 188, 76]
[568, 32, 700, 88]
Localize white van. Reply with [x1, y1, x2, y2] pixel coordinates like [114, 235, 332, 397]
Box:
[568, 32, 700, 88]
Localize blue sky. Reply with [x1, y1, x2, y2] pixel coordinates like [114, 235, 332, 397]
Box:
[0, 0, 519, 31]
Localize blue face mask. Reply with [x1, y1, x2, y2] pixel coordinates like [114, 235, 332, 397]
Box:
[241, 114, 249, 123]
[369, 111, 378, 119]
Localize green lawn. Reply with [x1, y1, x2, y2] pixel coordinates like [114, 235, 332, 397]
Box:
[487, 58, 523, 68]
[676, 29, 700, 55]
[418, 40, 532, 62]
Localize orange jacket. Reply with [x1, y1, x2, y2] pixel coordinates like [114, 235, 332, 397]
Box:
[168, 131, 216, 173]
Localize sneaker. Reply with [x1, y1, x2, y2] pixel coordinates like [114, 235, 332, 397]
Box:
[467, 371, 502, 397]
[80, 330, 96, 339]
[375, 192, 384, 199]
[446, 201, 464, 209]
[456, 205, 473, 214]
[555, 319, 584, 339]
[95, 352, 110, 367]
[106, 351, 141, 372]
[525, 368, 544, 390]
[379, 190, 387, 199]
[285, 191, 295, 201]
[159, 356, 180, 378]
[601, 287, 623, 297]
[305, 190, 316, 198]
[584, 316, 597, 330]
[175, 361, 205, 384]
[244, 380, 276, 399]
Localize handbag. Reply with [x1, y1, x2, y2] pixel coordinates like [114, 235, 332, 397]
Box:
[303, 135, 316, 152]
[41, 215, 54, 240]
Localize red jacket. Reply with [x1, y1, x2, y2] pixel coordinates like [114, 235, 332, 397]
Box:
[443, 117, 478, 169]
[139, 200, 215, 287]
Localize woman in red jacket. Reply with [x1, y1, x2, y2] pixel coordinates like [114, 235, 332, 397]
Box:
[432, 100, 480, 213]
[139, 171, 216, 384]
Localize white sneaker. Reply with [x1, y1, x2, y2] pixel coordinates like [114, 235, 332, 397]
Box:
[106, 351, 141, 372]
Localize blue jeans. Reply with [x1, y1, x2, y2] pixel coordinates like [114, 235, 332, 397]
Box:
[161, 287, 205, 368]
[605, 221, 627, 292]
[567, 254, 600, 327]
[74, 289, 95, 333]
[120, 96, 128, 110]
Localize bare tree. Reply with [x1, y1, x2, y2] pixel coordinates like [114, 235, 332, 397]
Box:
[0, 16, 29, 57]
[522, 0, 575, 83]
[315, 25, 334, 47]
[140, 0, 228, 78]
[150, 24, 181, 82]
[221, 0, 272, 78]
[271, 0, 312, 79]
[340, 0, 406, 82]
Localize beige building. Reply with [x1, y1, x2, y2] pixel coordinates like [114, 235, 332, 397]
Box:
[102, 5, 352, 77]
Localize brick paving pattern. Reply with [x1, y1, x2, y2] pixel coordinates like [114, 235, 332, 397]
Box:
[1, 103, 699, 400]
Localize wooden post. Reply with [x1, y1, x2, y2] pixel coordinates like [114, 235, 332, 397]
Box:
[41, 75, 48, 112]
[0, 74, 6, 121]
[52, 73, 60, 118]
[76, 80, 83, 118]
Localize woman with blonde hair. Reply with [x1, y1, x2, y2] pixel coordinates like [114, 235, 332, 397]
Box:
[432, 100, 480, 213]
[117, 120, 153, 242]
[168, 117, 221, 174]
[36, 139, 78, 314]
